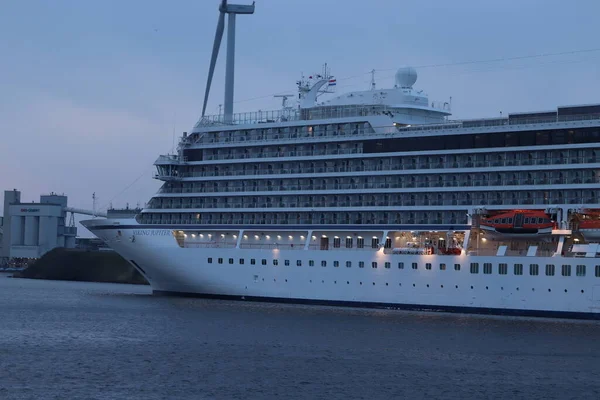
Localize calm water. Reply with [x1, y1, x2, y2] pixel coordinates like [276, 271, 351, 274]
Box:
[1, 273, 599, 399]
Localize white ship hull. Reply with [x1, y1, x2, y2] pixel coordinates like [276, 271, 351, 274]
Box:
[83, 219, 600, 319]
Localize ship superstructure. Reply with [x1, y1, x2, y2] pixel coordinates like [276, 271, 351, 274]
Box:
[83, 1, 600, 318]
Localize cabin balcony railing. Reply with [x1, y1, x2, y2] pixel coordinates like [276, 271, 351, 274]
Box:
[157, 175, 600, 196]
[181, 154, 597, 169]
[198, 128, 371, 145]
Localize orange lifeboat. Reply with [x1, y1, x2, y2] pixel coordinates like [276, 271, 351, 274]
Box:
[480, 210, 553, 237]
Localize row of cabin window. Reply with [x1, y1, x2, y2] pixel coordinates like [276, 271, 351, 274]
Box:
[207, 258, 600, 277]
[208, 257, 385, 268]
[332, 237, 384, 248]
[468, 262, 593, 277]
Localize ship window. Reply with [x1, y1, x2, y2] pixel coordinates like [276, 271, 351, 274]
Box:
[501, 218, 507, 224]
[398, 262, 404, 269]
[529, 264, 539, 276]
[208, 258, 213, 264]
[426, 263, 432, 270]
[251, 259, 256, 265]
[334, 261, 340, 268]
[309, 260, 314, 266]
[333, 237, 341, 248]
[483, 263, 492, 274]
[218, 258, 223, 264]
[470, 263, 479, 274]
[240, 258, 244, 265]
[576, 265, 586, 276]
[385, 262, 391, 269]
[357, 238, 364, 248]
[371, 238, 379, 248]
[507, 218, 513, 224]
[285, 260, 290, 266]
[499, 263, 508, 275]
[454, 263, 461, 271]
[561, 264, 571, 276]
[372, 262, 378, 269]
[297, 260, 302, 266]
[596, 265, 600, 277]
[346, 261, 352, 268]
[262, 259, 267, 265]
[524, 217, 530, 224]
[412, 263, 418, 270]
[321, 260, 327, 267]
[514, 264, 523, 275]
[273, 259, 278, 266]
[545, 264, 555, 276]
[385, 238, 392, 248]
[359, 261, 365, 268]
[346, 237, 353, 248]
[440, 263, 446, 270]
[229, 258, 234, 264]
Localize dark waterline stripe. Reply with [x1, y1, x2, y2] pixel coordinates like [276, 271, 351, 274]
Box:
[153, 290, 600, 321]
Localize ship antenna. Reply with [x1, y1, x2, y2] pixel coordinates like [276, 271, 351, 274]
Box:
[200, 0, 255, 123]
[274, 94, 294, 110]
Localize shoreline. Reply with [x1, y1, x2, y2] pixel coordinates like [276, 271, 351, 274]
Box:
[14, 248, 149, 285]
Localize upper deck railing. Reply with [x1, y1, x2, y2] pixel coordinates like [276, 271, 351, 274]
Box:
[395, 113, 600, 134]
[194, 104, 449, 128]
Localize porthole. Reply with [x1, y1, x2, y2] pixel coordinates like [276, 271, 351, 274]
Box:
[412, 283, 416, 287]
[581, 289, 584, 293]
[334, 280, 337, 284]
[347, 281, 349, 284]
[360, 282, 363, 285]
[516, 287, 520, 291]
[455, 285, 458, 289]
[564, 289, 567, 293]
[285, 279, 288, 282]
[441, 285, 444, 288]
[426, 284, 429, 288]
[372, 282, 375, 286]
[470, 286, 473, 289]
[486, 286, 488, 290]
[548, 288, 551, 292]
[501, 287, 504, 290]
[532, 288, 535, 291]
[385, 283, 388, 286]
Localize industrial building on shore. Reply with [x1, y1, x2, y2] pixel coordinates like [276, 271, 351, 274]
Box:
[0, 189, 109, 267]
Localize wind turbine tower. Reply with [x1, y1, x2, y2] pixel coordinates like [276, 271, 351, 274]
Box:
[201, 0, 256, 124]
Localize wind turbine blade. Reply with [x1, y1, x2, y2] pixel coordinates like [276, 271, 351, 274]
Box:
[201, 10, 226, 118]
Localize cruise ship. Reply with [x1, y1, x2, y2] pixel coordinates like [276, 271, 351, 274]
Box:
[83, 1, 600, 319]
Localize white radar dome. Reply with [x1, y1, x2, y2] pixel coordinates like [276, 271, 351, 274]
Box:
[395, 66, 417, 88]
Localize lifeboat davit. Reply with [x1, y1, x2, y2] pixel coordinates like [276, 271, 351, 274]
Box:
[480, 210, 554, 238]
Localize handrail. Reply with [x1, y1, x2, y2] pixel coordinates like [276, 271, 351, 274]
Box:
[396, 113, 600, 133]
